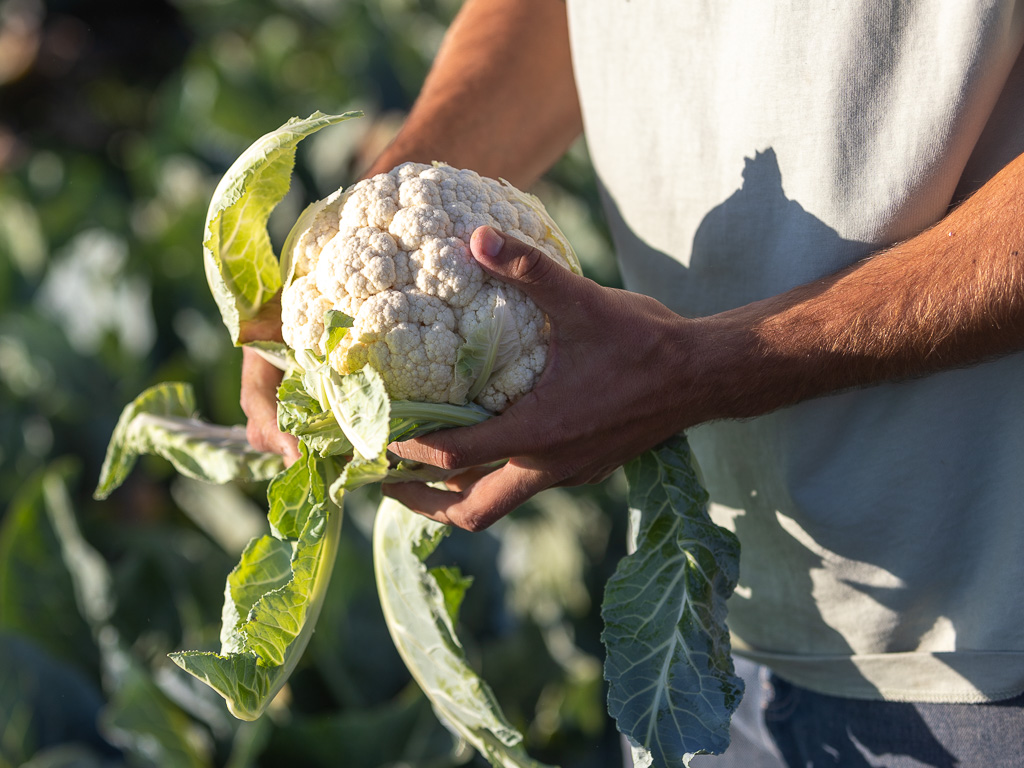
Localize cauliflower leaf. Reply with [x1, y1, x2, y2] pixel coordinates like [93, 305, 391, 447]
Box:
[204, 111, 361, 345]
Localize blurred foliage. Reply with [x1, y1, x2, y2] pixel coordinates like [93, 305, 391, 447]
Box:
[0, 0, 624, 766]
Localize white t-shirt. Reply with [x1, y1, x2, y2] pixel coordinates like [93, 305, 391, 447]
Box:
[567, 0, 1024, 701]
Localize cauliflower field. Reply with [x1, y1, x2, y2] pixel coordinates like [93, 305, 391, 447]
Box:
[281, 162, 579, 413]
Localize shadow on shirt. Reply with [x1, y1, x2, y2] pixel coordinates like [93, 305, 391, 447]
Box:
[602, 147, 961, 766]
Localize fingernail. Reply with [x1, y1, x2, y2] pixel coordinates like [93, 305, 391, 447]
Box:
[474, 226, 504, 261]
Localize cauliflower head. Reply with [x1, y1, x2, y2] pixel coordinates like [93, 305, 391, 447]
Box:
[280, 163, 580, 413]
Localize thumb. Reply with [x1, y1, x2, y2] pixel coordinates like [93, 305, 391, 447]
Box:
[470, 226, 586, 310]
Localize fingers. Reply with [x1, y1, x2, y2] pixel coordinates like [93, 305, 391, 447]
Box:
[387, 397, 549, 470]
[384, 460, 554, 532]
[470, 226, 589, 313]
[240, 346, 300, 465]
[440, 465, 497, 492]
[247, 419, 301, 465]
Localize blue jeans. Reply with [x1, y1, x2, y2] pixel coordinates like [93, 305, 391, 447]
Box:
[683, 658, 1024, 767]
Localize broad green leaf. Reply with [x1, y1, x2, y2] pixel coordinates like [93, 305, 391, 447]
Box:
[166, 652, 273, 722]
[373, 498, 553, 768]
[219, 535, 294, 655]
[171, 461, 343, 722]
[277, 368, 322, 433]
[602, 436, 743, 765]
[94, 382, 284, 500]
[241, 507, 331, 667]
[279, 355, 490, 462]
[267, 444, 326, 538]
[204, 111, 361, 344]
[322, 366, 390, 460]
[95, 381, 192, 498]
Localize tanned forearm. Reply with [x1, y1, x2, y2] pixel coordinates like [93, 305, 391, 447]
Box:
[699, 150, 1024, 422]
[365, 0, 583, 187]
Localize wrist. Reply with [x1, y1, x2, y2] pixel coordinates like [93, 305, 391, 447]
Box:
[683, 310, 781, 426]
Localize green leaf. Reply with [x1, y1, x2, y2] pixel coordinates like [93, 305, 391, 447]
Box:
[166, 652, 273, 722]
[602, 436, 743, 765]
[277, 367, 322, 431]
[279, 359, 492, 466]
[373, 498, 553, 768]
[0, 467, 97, 671]
[94, 382, 284, 500]
[171, 459, 343, 722]
[203, 111, 361, 344]
[336, 452, 390, 492]
[322, 366, 390, 460]
[95, 381, 192, 498]
[220, 536, 294, 655]
[451, 289, 519, 405]
[323, 309, 355, 355]
[429, 566, 474, 626]
[276, 368, 352, 458]
[267, 444, 326, 538]
[99, 666, 211, 768]
[240, 507, 332, 667]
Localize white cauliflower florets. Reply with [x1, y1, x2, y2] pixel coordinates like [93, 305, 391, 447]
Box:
[280, 162, 577, 413]
[280, 274, 332, 354]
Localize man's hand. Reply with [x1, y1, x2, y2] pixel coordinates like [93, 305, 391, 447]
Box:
[241, 346, 300, 465]
[237, 291, 301, 464]
[384, 227, 714, 532]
